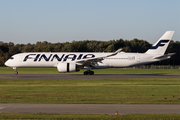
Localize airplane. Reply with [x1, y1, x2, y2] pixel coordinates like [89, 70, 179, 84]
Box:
[5, 31, 175, 75]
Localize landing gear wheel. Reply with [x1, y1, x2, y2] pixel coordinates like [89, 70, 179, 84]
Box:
[84, 71, 88, 75]
[89, 71, 94, 75]
[84, 71, 94, 75]
[15, 71, 18, 75]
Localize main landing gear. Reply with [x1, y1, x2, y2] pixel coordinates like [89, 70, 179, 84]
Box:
[13, 67, 18, 75]
[84, 70, 94, 75]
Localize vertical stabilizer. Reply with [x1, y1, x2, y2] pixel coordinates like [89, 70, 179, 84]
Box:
[145, 31, 174, 55]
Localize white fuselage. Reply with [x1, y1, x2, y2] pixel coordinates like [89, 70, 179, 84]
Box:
[5, 52, 158, 69]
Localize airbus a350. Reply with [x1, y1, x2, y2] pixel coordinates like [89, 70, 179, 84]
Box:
[5, 31, 175, 75]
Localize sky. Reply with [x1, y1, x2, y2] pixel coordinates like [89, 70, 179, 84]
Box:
[0, 0, 180, 44]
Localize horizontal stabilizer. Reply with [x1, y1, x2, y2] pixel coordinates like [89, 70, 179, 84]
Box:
[154, 53, 176, 59]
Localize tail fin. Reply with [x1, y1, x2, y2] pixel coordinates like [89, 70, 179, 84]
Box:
[146, 31, 174, 55]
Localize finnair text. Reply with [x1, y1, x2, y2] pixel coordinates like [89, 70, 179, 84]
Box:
[23, 54, 95, 62]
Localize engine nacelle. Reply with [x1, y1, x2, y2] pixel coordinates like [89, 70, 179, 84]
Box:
[57, 63, 79, 73]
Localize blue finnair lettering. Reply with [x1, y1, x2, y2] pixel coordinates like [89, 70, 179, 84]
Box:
[34, 54, 40, 61]
[63, 54, 77, 61]
[77, 54, 83, 60]
[23, 54, 36, 61]
[51, 54, 65, 61]
[23, 54, 95, 62]
[150, 40, 169, 49]
[39, 54, 52, 61]
[83, 54, 95, 59]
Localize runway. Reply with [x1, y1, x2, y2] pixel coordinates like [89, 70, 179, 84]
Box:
[0, 74, 180, 115]
[0, 74, 180, 80]
[0, 103, 180, 115]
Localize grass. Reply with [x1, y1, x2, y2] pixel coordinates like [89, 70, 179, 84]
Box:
[0, 78, 179, 103]
[0, 68, 179, 119]
[0, 113, 180, 120]
[1, 67, 180, 74]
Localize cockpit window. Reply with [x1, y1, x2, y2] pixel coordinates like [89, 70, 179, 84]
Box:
[9, 57, 14, 60]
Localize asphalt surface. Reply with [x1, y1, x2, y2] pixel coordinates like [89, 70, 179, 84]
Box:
[1, 74, 180, 80]
[0, 103, 180, 115]
[0, 74, 180, 115]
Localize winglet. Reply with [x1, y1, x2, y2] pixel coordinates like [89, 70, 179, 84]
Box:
[115, 48, 122, 53]
[107, 49, 122, 57]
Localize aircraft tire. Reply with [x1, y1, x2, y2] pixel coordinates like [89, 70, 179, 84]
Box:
[15, 71, 18, 75]
[89, 71, 94, 75]
[84, 71, 88, 75]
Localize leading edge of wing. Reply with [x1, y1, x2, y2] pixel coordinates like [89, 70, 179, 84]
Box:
[76, 49, 122, 65]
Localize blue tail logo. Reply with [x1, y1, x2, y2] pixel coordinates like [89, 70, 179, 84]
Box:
[150, 40, 169, 49]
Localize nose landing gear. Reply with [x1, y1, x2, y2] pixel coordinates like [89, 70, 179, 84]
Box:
[84, 70, 94, 75]
[13, 67, 18, 75]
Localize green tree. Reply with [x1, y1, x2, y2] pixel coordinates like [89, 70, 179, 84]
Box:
[22, 43, 34, 52]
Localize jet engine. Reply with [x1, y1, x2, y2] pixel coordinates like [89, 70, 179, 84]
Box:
[57, 63, 79, 73]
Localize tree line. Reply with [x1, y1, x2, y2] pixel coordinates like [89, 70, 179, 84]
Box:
[0, 39, 180, 66]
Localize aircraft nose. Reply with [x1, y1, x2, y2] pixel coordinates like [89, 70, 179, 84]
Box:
[5, 60, 9, 66]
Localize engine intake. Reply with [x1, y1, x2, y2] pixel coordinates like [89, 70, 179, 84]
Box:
[57, 63, 79, 73]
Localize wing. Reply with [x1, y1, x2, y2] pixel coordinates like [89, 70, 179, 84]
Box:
[76, 49, 122, 67]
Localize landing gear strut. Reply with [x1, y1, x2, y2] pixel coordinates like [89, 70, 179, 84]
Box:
[13, 67, 18, 75]
[84, 70, 94, 75]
